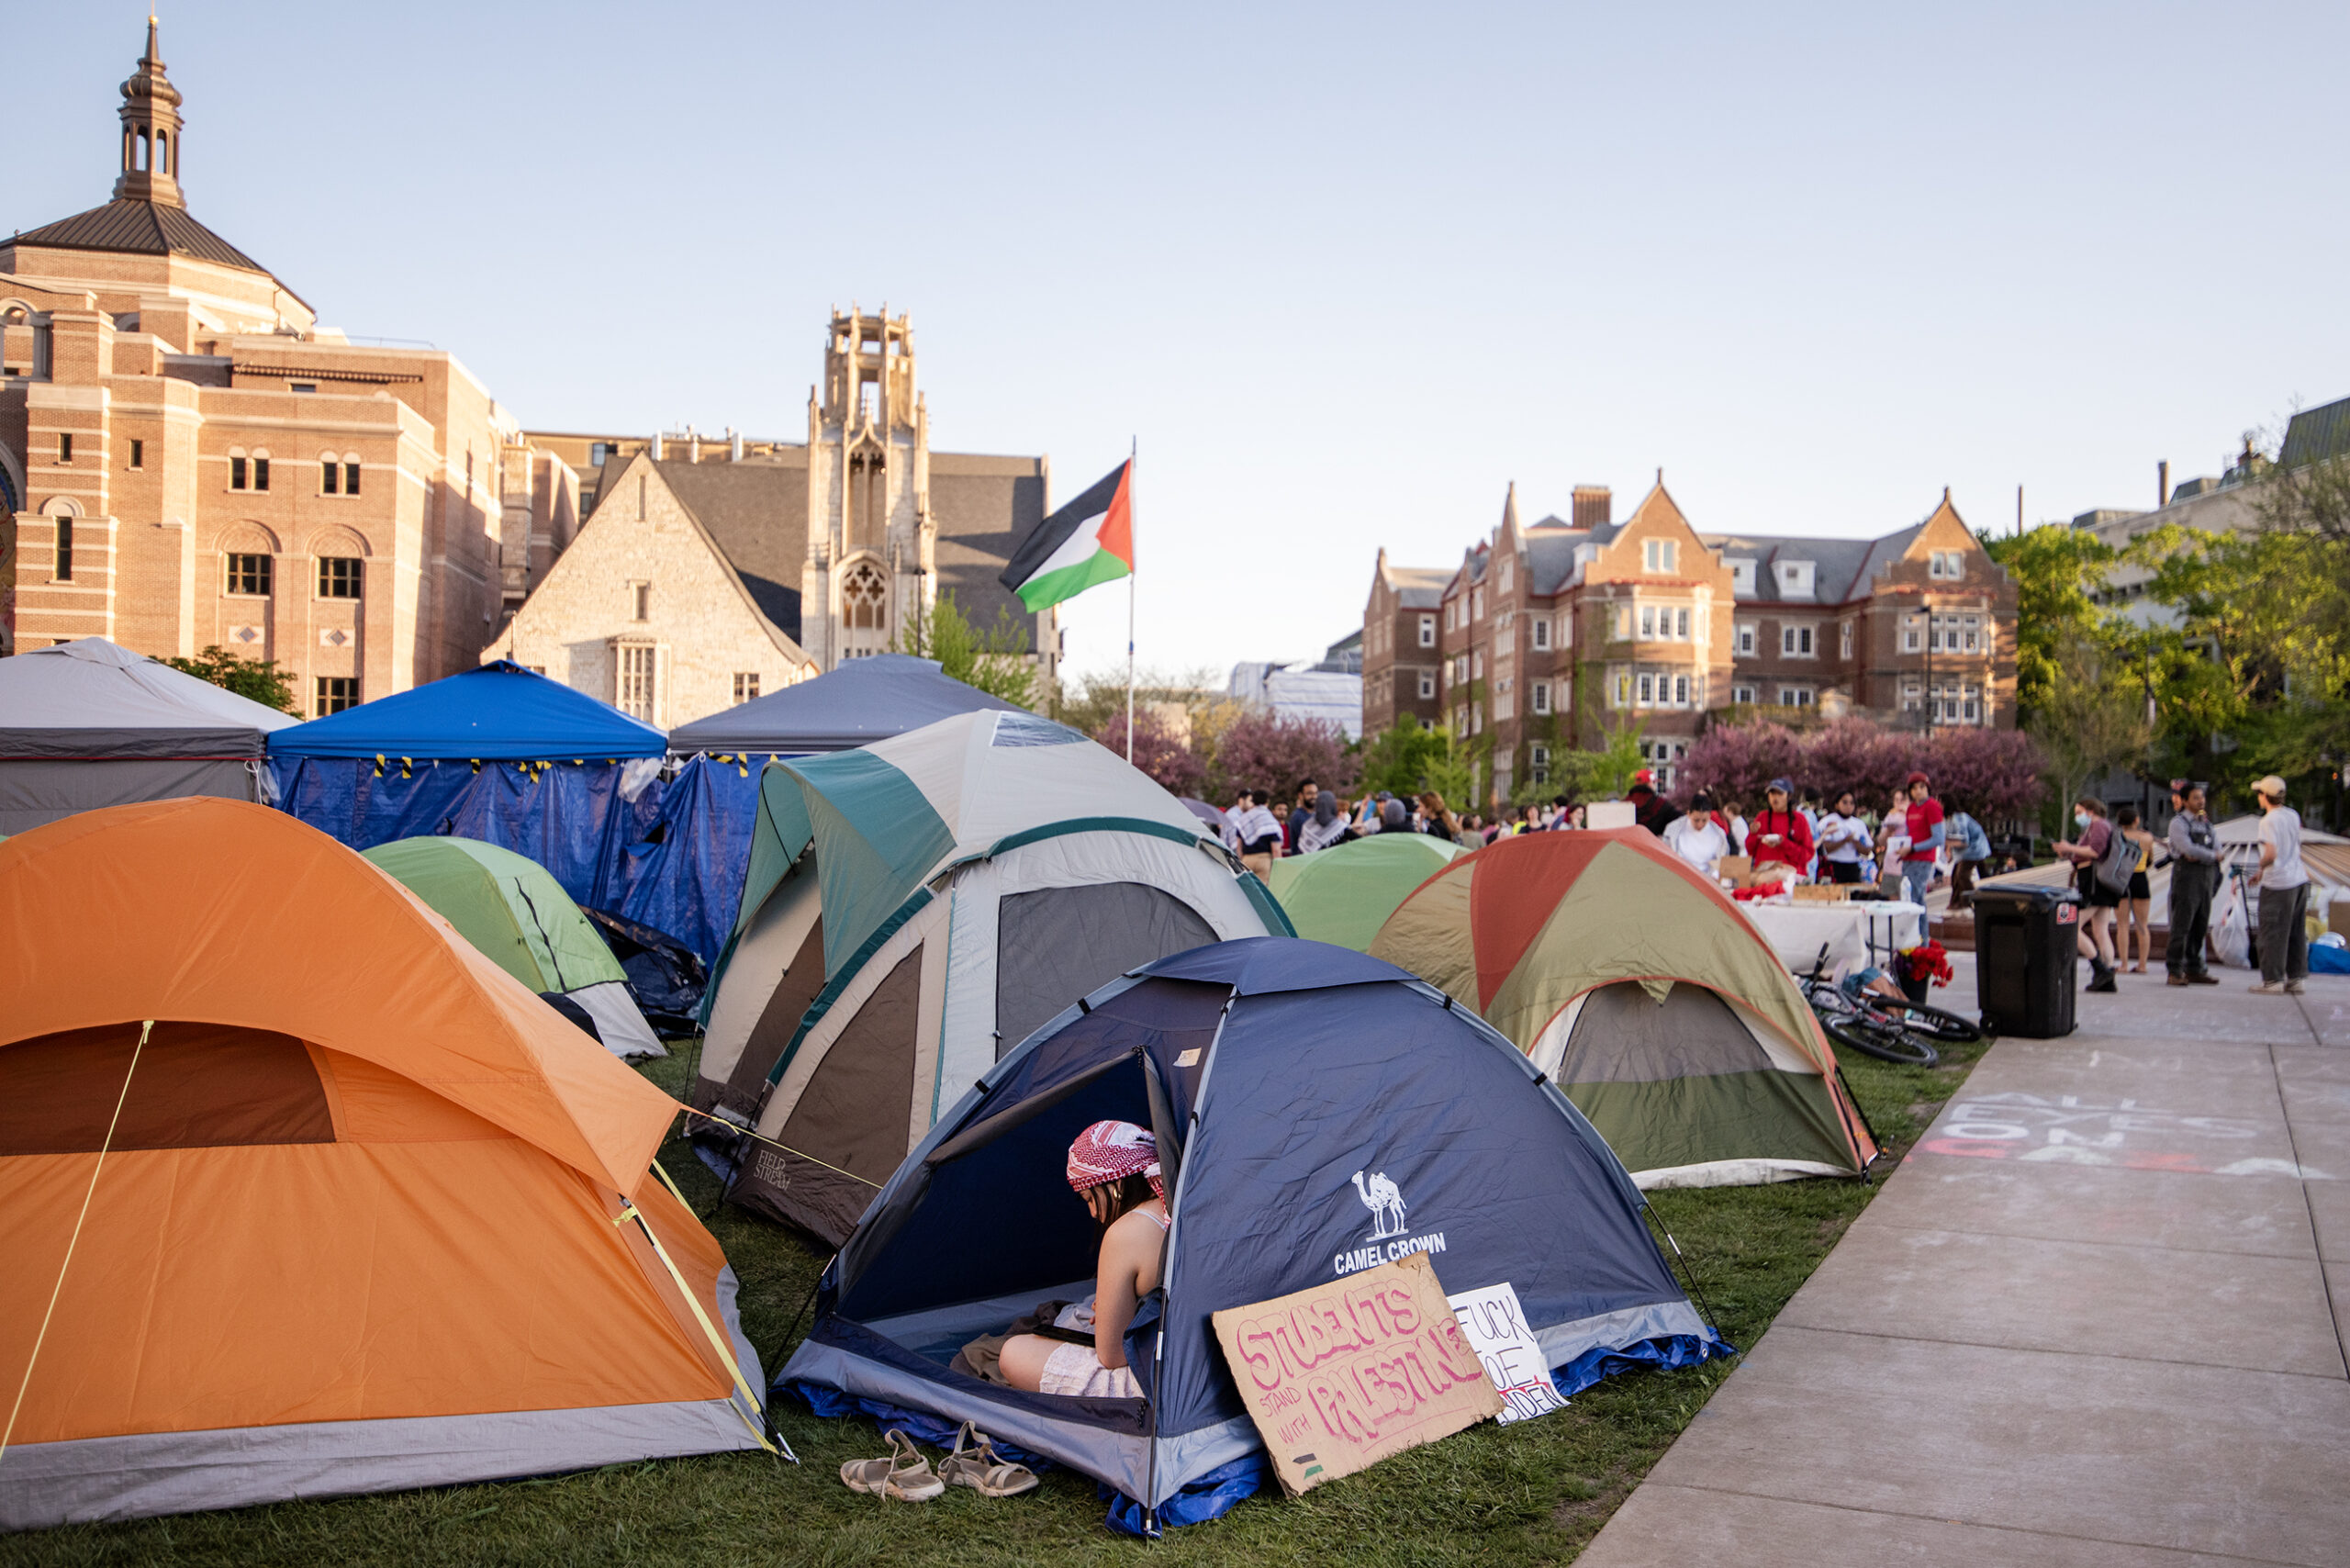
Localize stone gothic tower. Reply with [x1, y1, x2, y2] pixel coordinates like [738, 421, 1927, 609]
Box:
[800, 308, 933, 667]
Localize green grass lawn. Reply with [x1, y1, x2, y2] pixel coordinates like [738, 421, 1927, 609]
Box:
[10, 1032, 1987, 1568]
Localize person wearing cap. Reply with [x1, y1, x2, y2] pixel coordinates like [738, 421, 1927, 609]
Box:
[2165, 780, 2220, 986]
[1748, 778, 1814, 880]
[1627, 770, 1682, 838]
[2250, 776, 2310, 995]
[999, 1121, 1170, 1399]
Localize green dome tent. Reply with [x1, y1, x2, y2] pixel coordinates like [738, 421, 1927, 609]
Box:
[1264, 832, 1460, 949]
[362, 836, 666, 1060]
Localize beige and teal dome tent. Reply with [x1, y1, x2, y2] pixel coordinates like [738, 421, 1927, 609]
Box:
[1369, 827, 1875, 1189]
[1264, 831, 1459, 949]
[694, 709, 1290, 1242]
[363, 836, 665, 1060]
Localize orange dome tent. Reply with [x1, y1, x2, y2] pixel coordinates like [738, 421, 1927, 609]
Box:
[0, 800, 773, 1531]
[1369, 828, 1877, 1188]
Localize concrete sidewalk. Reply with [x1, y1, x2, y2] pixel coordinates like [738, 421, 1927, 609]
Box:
[1580, 958, 2350, 1567]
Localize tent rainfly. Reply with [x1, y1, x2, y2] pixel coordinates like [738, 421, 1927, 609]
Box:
[1370, 829, 1878, 1188]
[363, 836, 666, 1059]
[0, 800, 772, 1530]
[781, 938, 1729, 1533]
[0, 637, 296, 834]
[695, 709, 1291, 1244]
[1265, 832, 1460, 950]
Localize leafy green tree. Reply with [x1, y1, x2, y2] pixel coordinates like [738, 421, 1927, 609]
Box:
[162, 645, 299, 714]
[896, 593, 1042, 710]
[2025, 633, 2151, 833]
[1980, 523, 2117, 725]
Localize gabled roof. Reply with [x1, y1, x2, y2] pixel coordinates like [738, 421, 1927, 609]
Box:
[9, 198, 275, 278]
[1380, 560, 1452, 609]
[1701, 529, 1906, 605]
[606, 455, 810, 657]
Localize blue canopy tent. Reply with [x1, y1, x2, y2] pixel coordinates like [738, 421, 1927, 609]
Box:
[621, 656, 1031, 967]
[782, 937, 1729, 1534]
[267, 662, 665, 904]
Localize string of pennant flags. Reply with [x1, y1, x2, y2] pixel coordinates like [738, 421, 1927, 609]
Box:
[368, 753, 789, 780]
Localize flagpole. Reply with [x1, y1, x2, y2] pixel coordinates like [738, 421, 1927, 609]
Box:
[1125, 439, 1136, 765]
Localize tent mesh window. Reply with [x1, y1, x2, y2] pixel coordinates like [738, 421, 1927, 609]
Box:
[992, 883, 1216, 1058]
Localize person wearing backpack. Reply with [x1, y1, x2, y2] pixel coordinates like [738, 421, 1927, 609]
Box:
[2054, 796, 2125, 991]
[1945, 806, 1994, 910]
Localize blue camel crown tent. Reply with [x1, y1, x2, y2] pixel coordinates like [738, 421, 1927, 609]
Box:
[268, 662, 665, 906]
[781, 937, 1728, 1532]
[692, 709, 1290, 1244]
[615, 656, 1030, 969]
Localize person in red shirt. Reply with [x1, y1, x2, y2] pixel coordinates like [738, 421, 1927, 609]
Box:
[1899, 770, 1945, 906]
[1747, 778, 1814, 879]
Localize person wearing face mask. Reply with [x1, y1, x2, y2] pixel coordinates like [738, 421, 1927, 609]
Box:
[2054, 796, 2121, 991]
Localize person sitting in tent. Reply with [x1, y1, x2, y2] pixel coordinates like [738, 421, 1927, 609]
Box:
[998, 1122, 1170, 1400]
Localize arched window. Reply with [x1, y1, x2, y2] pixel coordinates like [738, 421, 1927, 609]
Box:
[842, 563, 888, 631]
[156, 131, 169, 174]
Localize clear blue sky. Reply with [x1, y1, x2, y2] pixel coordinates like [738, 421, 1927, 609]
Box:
[16, 3, 2346, 681]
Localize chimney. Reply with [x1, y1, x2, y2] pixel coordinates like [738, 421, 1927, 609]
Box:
[651, 431, 665, 460]
[729, 427, 744, 462]
[1572, 486, 1612, 529]
[2158, 460, 2169, 508]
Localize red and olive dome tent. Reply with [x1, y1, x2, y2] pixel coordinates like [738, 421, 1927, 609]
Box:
[1368, 828, 1876, 1188]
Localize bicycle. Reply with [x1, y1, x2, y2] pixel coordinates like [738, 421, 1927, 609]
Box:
[1796, 945, 1986, 1066]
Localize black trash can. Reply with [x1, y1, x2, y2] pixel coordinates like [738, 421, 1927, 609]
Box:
[1974, 885, 2078, 1038]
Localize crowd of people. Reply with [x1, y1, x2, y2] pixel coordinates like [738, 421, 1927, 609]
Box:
[1216, 768, 2002, 901]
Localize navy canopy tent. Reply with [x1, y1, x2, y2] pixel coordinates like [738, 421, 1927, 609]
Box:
[620, 656, 1032, 967]
[782, 937, 1727, 1533]
[267, 662, 664, 904]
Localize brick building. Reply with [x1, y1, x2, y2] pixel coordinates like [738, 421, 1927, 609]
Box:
[1360, 549, 1450, 733]
[0, 23, 574, 712]
[1369, 477, 2016, 802]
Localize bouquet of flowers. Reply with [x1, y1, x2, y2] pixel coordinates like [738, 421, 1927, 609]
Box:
[1895, 939, 1953, 989]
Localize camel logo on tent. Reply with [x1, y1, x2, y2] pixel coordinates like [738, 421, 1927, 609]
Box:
[1333, 1168, 1447, 1277]
[1351, 1170, 1409, 1240]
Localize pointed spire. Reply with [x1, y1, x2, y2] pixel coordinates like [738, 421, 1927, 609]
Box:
[114, 17, 185, 207]
[1500, 480, 1519, 533]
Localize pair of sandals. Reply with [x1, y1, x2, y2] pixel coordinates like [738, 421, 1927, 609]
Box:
[840, 1422, 1038, 1501]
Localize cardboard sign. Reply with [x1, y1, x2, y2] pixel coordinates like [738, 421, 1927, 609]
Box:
[1716, 855, 1753, 889]
[1585, 801, 1638, 831]
[1445, 1282, 1568, 1425]
[1212, 1253, 1501, 1497]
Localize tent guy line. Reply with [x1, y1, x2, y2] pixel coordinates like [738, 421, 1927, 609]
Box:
[0, 1019, 151, 1466]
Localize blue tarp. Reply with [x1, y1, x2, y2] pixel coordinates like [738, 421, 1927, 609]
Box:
[268, 661, 664, 760]
[270, 756, 636, 908]
[588, 755, 764, 970]
[666, 654, 1020, 754]
[783, 938, 1730, 1530]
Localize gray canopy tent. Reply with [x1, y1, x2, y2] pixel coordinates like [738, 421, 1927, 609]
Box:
[0, 638, 296, 834]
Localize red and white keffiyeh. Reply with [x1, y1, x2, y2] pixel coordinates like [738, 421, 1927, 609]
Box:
[1067, 1120, 1163, 1198]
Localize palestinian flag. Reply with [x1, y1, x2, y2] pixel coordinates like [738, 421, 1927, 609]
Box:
[1000, 459, 1134, 611]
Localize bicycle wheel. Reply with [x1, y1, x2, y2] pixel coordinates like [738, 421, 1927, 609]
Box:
[1819, 1007, 1940, 1067]
[1869, 1001, 1985, 1046]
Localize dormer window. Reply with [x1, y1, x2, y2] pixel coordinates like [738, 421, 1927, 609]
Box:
[1776, 561, 1814, 598]
[1729, 559, 1756, 595]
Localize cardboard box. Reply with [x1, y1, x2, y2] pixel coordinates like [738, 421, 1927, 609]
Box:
[1715, 856, 1752, 890]
[2332, 897, 2350, 937]
[1792, 884, 1852, 903]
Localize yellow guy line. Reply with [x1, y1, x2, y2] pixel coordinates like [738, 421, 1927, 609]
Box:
[615, 1195, 797, 1463]
[0, 1019, 152, 1465]
[673, 1104, 882, 1190]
